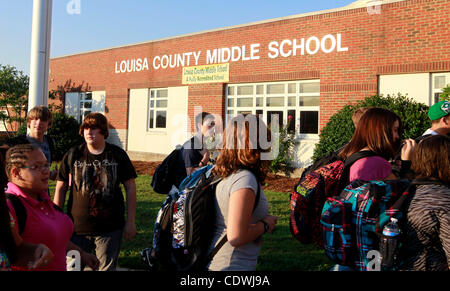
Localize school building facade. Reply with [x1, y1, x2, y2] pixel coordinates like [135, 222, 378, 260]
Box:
[48, 0, 450, 167]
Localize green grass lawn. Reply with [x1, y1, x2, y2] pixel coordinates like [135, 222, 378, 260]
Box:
[49, 175, 333, 271]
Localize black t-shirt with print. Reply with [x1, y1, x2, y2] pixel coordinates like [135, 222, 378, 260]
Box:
[57, 142, 137, 235]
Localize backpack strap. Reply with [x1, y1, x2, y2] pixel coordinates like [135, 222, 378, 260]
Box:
[5, 193, 27, 235]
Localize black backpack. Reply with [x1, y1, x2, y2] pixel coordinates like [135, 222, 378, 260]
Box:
[151, 149, 181, 194]
[6, 193, 63, 235]
[142, 165, 260, 271]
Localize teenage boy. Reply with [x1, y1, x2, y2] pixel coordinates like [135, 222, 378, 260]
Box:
[54, 113, 137, 271]
[423, 100, 450, 136]
[4, 106, 57, 180]
[173, 112, 215, 188]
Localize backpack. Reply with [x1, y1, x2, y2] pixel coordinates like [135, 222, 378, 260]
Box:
[320, 179, 415, 271]
[151, 149, 181, 194]
[289, 150, 377, 246]
[142, 165, 260, 271]
[6, 193, 64, 235]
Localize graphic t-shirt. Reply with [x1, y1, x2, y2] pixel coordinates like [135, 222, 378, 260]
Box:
[57, 143, 137, 235]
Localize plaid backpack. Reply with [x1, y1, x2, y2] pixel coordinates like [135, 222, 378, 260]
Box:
[320, 179, 414, 271]
[290, 151, 377, 246]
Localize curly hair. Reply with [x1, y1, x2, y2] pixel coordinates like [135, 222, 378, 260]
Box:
[214, 114, 271, 183]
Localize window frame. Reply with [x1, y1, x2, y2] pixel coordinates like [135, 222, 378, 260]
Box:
[226, 80, 320, 139]
[431, 73, 450, 105]
[147, 88, 169, 132]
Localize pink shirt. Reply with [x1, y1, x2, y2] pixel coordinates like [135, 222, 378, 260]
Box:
[6, 182, 74, 271]
[349, 156, 392, 183]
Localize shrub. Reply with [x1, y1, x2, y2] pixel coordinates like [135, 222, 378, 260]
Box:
[16, 113, 83, 161]
[47, 113, 83, 161]
[312, 94, 431, 161]
[269, 116, 299, 176]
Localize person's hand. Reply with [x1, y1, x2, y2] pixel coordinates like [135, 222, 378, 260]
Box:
[262, 215, 278, 234]
[28, 244, 54, 270]
[401, 139, 417, 161]
[81, 252, 100, 271]
[124, 220, 137, 242]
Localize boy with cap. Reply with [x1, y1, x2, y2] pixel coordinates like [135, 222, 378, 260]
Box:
[423, 100, 450, 136]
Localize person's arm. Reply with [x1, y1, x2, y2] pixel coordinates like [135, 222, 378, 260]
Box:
[66, 241, 99, 271]
[54, 181, 68, 208]
[436, 211, 450, 270]
[123, 178, 137, 242]
[15, 242, 54, 270]
[226, 188, 277, 247]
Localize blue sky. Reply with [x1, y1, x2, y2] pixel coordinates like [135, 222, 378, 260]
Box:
[0, 0, 354, 75]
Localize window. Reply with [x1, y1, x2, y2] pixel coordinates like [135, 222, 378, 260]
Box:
[432, 73, 450, 104]
[148, 88, 168, 130]
[79, 92, 92, 123]
[226, 80, 320, 137]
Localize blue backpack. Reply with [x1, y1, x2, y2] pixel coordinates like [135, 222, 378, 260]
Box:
[142, 164, 261, 271]
[320, 179, 414, 271]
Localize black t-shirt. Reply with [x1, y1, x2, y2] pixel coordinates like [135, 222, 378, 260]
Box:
[57, 142, 137, 235]
[173, 136, 204, 187]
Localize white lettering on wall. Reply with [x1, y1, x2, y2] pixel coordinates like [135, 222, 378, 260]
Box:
[114, 34, 348, 73]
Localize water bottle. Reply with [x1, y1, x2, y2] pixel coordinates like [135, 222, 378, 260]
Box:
[379, 217, 400, 270]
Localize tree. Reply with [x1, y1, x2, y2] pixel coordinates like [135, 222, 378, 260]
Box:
[312, 94, 431, 161]
[439, 84, 450, 101]
[0, 64, 29, 136]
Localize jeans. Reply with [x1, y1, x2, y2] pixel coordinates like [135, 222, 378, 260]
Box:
[71, 229, 123, 271]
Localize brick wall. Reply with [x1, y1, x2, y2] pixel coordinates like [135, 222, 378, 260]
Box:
[49, 0, 450, 132]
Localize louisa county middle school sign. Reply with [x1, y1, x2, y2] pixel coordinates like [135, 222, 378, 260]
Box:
[182, 64, 230, 85]
[114, 33, 348, 75]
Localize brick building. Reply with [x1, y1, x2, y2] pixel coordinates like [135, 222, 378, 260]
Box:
[49, 0, 450, 166]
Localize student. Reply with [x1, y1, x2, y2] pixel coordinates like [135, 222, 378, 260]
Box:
[54, 113, 137, 271]
[208, 114, 277, 271]
[400, 135, 450, 271]
[422, 100, 450, 136]
[4, 106, 58, 180]
[338, 107, 415, 183]
[173, 112, 215, 188]
[5, 144, 98, 271]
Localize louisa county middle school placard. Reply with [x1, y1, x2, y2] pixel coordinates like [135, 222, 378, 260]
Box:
[182, 63, 229, 84]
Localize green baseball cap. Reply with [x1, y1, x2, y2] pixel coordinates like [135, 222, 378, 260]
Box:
[428, 100, 450, 121]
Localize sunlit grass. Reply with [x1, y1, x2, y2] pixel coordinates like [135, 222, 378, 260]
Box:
[50, 174, 333, 271]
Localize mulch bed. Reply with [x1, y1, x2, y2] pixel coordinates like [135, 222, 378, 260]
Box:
[131, 161, 299, 193]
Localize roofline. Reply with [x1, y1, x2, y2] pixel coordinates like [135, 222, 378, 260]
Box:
[51, 0, 407, 60]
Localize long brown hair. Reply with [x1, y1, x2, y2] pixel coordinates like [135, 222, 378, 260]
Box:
[214, 114, 271, 183]
[411, 135, 450, 184]
[339, 107, 402, 160]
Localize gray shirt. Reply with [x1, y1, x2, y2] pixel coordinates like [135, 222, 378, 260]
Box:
[208, 170, 269, 271]
[27, 135, 51, 164]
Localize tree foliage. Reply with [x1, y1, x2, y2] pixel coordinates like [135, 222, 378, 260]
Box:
[312, 94, 431, 161]
[440, 84, 450, 101]
[0, 64, 29, 136]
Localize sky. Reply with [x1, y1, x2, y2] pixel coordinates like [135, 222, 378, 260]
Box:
[0, 0, 355, 75]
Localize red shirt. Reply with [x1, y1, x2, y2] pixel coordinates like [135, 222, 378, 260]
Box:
[6, 182, 74, 271]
